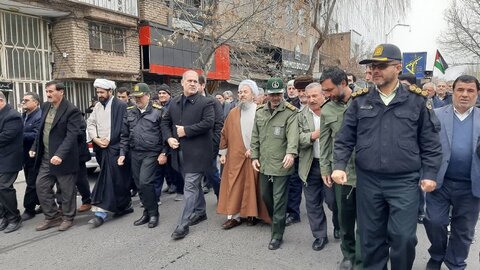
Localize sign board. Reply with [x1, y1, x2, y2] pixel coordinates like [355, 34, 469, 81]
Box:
[402, 52, 427, 78]
[0, 81, 13, 90]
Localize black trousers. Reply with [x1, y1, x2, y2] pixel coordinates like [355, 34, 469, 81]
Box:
[356, 169, 419, 270]
[76, 162, 91, 204]
[0, 172, 20, 222]
[303, 160, 328, 239]
[131, 151, 159, 217]
[424, 179, 480, 269]
[23, 160, 39, 213]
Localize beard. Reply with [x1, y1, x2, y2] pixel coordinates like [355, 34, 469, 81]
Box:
[239, 100, 254, 111]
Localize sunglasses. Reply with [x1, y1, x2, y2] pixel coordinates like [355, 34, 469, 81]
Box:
[368, 62, 399, 70]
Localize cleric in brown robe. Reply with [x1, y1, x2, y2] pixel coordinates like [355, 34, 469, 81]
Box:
[217, 80, 271, 229]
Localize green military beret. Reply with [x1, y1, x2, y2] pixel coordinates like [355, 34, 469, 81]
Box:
[265, 78, 284, 94]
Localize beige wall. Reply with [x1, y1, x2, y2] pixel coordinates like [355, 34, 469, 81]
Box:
[138, 0, 169, 26]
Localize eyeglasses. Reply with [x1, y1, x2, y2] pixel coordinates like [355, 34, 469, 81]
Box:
[368, 62, 399, 70]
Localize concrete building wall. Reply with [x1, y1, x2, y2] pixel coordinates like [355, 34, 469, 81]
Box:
[138, 0, 169, 26]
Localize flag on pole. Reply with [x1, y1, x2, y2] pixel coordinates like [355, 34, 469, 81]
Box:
[434, 50, 448, 74]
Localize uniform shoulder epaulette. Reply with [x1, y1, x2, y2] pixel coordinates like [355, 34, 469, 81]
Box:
[408, 84, 428, 97]
[351, 87, 369, 98]
[256, 104, 265, 110]
[152, 103, 162, 109]
[127, 105, 135, 110]
[285, 102, 297, 111]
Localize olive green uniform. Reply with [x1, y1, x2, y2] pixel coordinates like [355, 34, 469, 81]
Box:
[251, 101, 299, 241]
[319, 98, 362, 269]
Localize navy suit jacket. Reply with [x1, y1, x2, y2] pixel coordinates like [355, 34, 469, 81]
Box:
[434, 105, 480, 197]
[23, 107, 42, 165]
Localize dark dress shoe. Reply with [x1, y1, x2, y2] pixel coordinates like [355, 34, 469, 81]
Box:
[148, 216, 159, 228]
[130, 189, 138, 197]
[0, 218, 8, 231]
[21, 211, 35, 221]
[334, 228, 341, 239]
[312, 237, 329, 251]
[268, 239, 283, 250]
[171, 226, 189, 240]
[133, 214, 149, 226]
[167, 185, 176, 194]
[285, 216, 300, 226]
[4, 219, 22, 233]
[88, 216, 105, 228]
[426, 258, 442, 270]
[114, 207, 134, 218]
[222, 219, 242, 230]
[339, 258, 353, 270]
[245, 217, 258, 226]
[189, 213, 207, 226]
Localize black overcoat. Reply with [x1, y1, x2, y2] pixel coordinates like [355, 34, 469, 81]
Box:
[161, 92, 215, 173]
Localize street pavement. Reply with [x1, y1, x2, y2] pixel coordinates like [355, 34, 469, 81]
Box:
[1, 171, 479, 270]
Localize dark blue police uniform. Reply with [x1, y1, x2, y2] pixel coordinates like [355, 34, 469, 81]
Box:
[334, 83, 442, 270]
[120, 102, 166, 221]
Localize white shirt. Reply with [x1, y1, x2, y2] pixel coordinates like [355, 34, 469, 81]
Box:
[87, 97, 112, 141]
[454, 106, 474, 121]
[309, 108, 321, 159]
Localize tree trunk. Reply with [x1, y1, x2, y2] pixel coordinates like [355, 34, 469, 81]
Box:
[306, 37, 325, 76]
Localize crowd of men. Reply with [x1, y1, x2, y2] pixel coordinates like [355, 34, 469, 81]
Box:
[1, 43, 480, 270]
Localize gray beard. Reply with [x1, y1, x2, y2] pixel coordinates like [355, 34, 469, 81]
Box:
[239, 101, 254, 111]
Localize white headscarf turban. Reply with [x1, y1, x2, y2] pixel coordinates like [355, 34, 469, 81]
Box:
[238, 79, 259, 96]
[93, 79, 116, 90]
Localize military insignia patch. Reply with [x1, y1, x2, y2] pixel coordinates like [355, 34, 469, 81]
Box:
[421, 90, 428, 97]
[373, 45, 384, 56]
[426, 100, 433, 110]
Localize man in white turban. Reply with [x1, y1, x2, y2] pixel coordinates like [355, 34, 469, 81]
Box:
[216, 79, 270, 230]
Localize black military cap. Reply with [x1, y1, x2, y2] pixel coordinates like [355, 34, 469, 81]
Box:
[294, 75, 313, 90]
[359, 44, 402, 64]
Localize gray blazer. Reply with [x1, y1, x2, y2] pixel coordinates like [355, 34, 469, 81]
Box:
[434, 105, 480, 197]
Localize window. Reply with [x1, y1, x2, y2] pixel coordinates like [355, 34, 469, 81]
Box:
[88, 22, 126, 53]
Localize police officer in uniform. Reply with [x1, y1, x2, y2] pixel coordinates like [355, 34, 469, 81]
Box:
[118, 83, 166, 229]
[250, 78, 299, 250]
[332, 44, 442, 270]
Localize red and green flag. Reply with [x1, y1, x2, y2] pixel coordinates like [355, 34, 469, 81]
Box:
[434, 50, 448, 74]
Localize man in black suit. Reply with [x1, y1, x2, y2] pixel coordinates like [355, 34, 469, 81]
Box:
[0, 92, 23, 233]
[161, 70, 215, 240]
[20, 92, 42, 221]
[30, 81, 83, 232]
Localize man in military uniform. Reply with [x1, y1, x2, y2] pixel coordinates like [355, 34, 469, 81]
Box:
[118, 83, 166, 229]
[319, 67, 360, 270]
[250, 78, 299, 250]
[332, 44, 442, 270]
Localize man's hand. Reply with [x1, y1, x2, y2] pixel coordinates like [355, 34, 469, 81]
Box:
[50, 156, 62, 165]
[420, 179, 436, 193]
[176, 125, 186, 138]
[331, 170, 347, 185]
[322, 175, 333, 188]
[158, 154, 167, 165]
[29, 151, 36, 158]
[252, 159, 260, 172]
[282, 153, 295, 169]
[93, 137, 110, 148]
[311, 129, 320, 141]
[167, 138, 180, 149]
[219, 155, 226, 164]
[245, 149, 251, 159]
[117, 156, 125, 166]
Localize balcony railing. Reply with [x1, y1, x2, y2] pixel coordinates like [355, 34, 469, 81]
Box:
[73, 0, 138, 16]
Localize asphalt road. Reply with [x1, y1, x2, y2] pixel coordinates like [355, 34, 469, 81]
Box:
[1, 172, 479, 270]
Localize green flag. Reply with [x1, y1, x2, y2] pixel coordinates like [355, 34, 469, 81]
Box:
[434, 50, 448, 74]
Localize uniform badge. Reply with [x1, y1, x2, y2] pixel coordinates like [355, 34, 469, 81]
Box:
[273, 126, 283, 136]
[272, 81, 280, 89]
[421, 90, 428, 97]
[415, 88, 422, 94]
[362, 88, 368, 94]
[134, 85, 139, 91]
[409, 85, 416, 91]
